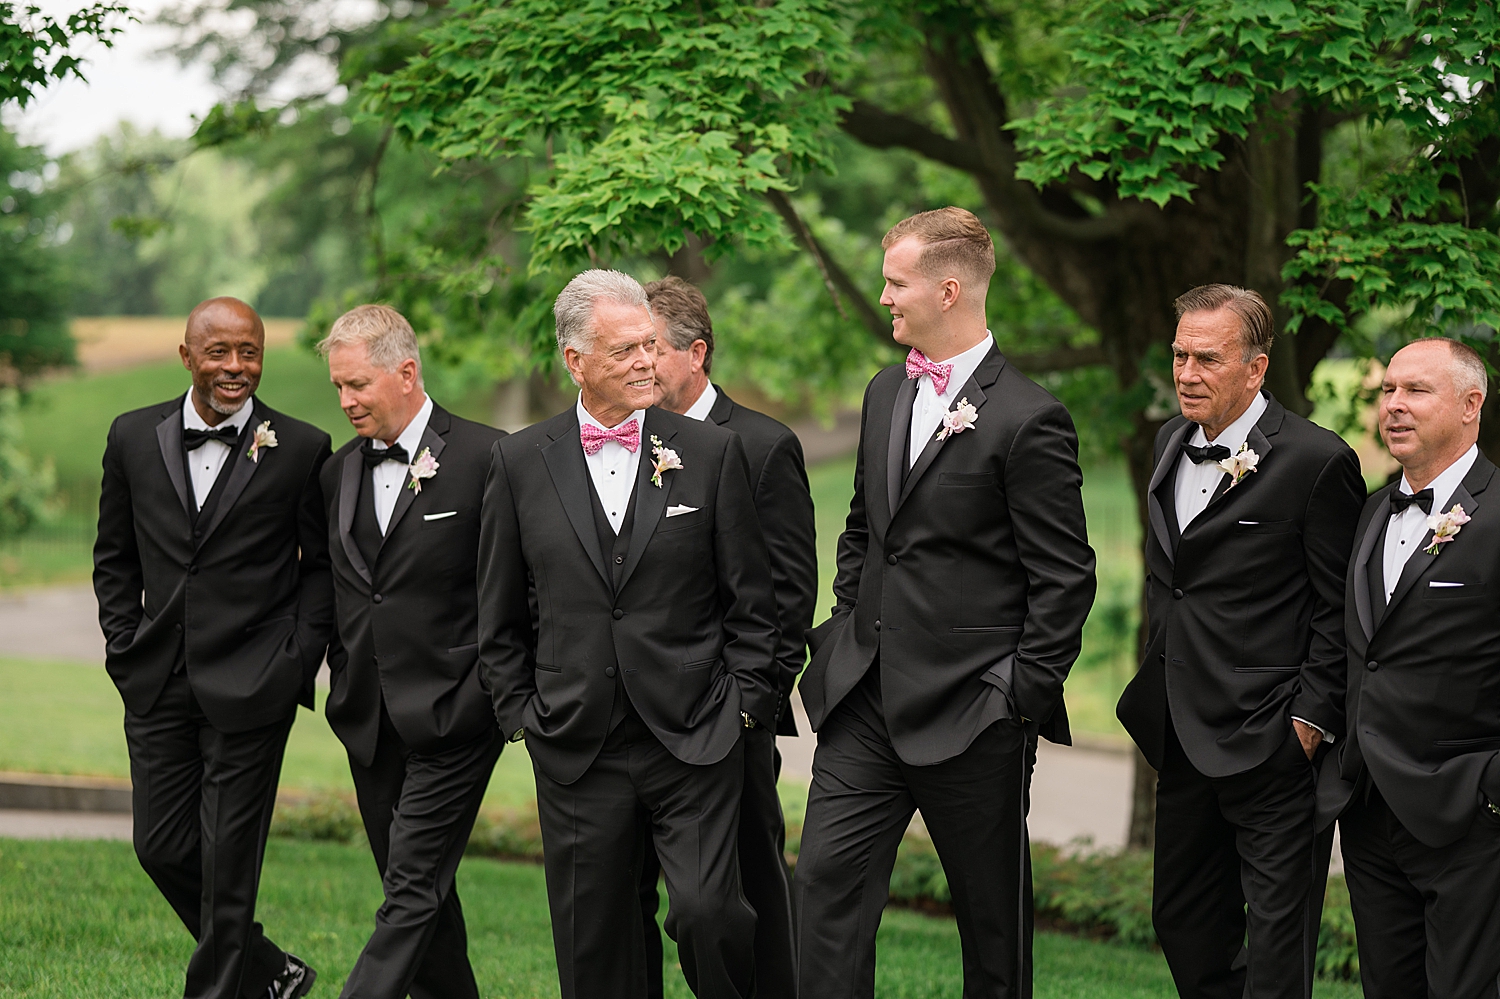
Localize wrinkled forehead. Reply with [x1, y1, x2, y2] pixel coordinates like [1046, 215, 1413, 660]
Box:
[1384, 343, 1455, 391]
[186, 308, 263, 350]
[590, 302, 656, 352]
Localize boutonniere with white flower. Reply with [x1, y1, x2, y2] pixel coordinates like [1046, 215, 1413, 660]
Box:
[935, 397, 978, 441]
[407, 447, 439, 494]
[247, 421, 277, 463]
[1424, 503, 1471, 555]
[650, 434, 682, 488]
[1216, 442, 1259, 489]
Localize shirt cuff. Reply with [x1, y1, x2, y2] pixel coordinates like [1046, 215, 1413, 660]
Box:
[1292, 717, 1333, 744]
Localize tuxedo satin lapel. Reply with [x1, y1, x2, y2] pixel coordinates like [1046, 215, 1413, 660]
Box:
[1352, 495, 1391, 642]
[338, 449, 371, 585]
[708, 385, 734, 425]
[619, 412, 674, 591]
[197, 401, 264, 548]
[1384, 482, 1481, 623]
[1206, 425, 1272, 514]
[897, 378, 991, 512]
[382, 421, 447, 548]
[1147, 422, 1192, 565]
[886, 375, 915, 523]
[541, 419, 611, 588]
[155, 400, 191, 520]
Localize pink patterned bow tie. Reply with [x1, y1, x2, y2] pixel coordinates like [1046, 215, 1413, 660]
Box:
[580, 418, 641, 455]
[905, 348, 953, 395]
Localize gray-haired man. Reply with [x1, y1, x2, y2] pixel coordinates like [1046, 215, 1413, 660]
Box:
[318, 305, 505, 999]
[477, 269, 782, 999]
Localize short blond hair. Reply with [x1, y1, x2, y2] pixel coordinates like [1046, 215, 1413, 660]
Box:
[317, 304, 423, 383]
[882, 207, 996, 285]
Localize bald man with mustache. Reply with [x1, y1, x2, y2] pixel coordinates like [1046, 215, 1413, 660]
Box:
[94, 298, 333, 999]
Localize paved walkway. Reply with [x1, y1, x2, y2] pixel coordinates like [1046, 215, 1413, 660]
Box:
[0, 585, 105, 662]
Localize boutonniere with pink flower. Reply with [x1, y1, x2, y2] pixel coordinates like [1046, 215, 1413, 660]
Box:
[649, 434, 682, 488]
[247, 421, 277, 463]
[1424, 503, 1471, 555]
[935, 397, 978, 442]
[407, 447, 439, 494]
[1216, 442, 1259, 489]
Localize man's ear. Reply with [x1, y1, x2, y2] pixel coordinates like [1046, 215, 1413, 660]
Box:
[939, 277, 962, 312]
[690, 339, 708, 373]
[179, 343, 192, 371]
[1463, 388, 1485, 425]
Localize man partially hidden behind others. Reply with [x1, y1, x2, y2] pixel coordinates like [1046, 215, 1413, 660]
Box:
[1117, 285, 1365, 999]
[1317, 337, 1500, 999]
[93, 297, 332, 999]
[318, 305, 505, 999]
[637, 275, 816, 999]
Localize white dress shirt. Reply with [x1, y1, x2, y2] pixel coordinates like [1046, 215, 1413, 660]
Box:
[367, 395, 433, 535]
[909, 333, 994, 468]
[682, 381, 718, 422]
[181, 393, 254, 509]
[578, 396, 645, 534]
[1383, 444, 1478, 601]
[1173, 392, 1268, 530]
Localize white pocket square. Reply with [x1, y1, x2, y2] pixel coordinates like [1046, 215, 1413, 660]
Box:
[1429, 580, 1464, 588]
[665, 505, 700, 518]
[423, 511, 458, 522]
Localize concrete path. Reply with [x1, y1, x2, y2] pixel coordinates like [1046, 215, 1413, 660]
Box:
[0, 585, 105, 662]
[0, 809, 132, 840]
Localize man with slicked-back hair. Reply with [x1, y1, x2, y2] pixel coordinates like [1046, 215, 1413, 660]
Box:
[1118, 284, 1365, 999]
[94, 297, 331, 999]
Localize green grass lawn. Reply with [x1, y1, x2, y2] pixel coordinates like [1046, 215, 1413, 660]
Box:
[0, 837, 1363, 999]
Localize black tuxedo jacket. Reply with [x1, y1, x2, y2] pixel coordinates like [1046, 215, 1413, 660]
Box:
[477, 406, 781, 785]
[1117, 392, 1365, 778]
[706, 386, 817, 737]
[1317, 453, 1500, 848]
[93, 394, 334, 732]
[801, 345, 1096, 764]
[320, 404, 505, 767]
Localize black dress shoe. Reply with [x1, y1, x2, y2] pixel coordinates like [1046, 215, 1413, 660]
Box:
[268, 954, 317, 998]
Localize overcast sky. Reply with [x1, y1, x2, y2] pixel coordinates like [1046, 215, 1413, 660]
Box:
[8, 0, 221, 155]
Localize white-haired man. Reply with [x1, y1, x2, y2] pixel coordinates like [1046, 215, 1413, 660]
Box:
[1317, 337, 1500, 998]
[477, 269, 781, 999]
[318, 304, 505, 999]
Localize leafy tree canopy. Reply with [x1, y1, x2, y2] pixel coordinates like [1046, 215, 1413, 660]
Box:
[0, 1, 129, 106]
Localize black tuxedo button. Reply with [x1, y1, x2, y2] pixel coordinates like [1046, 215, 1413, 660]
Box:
[614, 555, 624, 565]
[188, 564, 198, 575]
[874, 619, 881, 631]
[1172, 588, 1183, 599]
[174, 624, 183, 633]
[1366, 660, 1379, 672]
[605, 667, 617, 678]
[612, 608, 624, 620]
[887, 554, 898, 565]
[373, 593, 383, 604]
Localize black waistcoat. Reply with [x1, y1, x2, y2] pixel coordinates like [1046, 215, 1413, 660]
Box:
[587, 471, 640, 729]
[180, 420, 250, 528]
[352, 465, 384, 573]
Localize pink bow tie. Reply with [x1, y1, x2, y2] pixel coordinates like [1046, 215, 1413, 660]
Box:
[905, 349, 953, 395]
[580, 419, 641, 455]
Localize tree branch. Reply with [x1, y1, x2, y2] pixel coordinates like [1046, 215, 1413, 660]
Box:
[839, 99, 986, 175]
[763, 188, 891, 347]
[1006, 344, 1109, 373]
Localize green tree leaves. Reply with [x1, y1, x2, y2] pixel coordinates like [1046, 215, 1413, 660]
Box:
[365, 0, 852, 269]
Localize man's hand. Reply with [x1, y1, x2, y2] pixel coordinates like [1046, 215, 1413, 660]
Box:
[1293, 719, 1323, 761]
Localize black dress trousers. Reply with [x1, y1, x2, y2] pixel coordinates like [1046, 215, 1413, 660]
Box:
[339, 706, 501, 999]
[124, 671, 294, 999]
[1339, 783, 1500, 999]
[794, 669, 1035, 999]
[534, 711, 757, 999]
[1151, 719, 1326, 999]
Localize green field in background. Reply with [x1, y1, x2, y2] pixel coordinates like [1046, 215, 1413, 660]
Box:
[1, 837, 1366, 999]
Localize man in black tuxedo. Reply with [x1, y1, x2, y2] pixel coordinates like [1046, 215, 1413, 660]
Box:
[1316, 337, 1500, 999]
[635, 275, 816, 999]
[478, 269, 781, 999]
[794, 207, 1097, 998]
[93, 297, 330, 999]
[316, 305, 505, 999]
[1116, 285, 1365, 999]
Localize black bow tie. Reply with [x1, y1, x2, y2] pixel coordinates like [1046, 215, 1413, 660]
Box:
[361, 438, 409, 469]
[183, 425, 240, 451]
[1181, 441, 1231, 465]
[1390, 488, 1433, 515]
